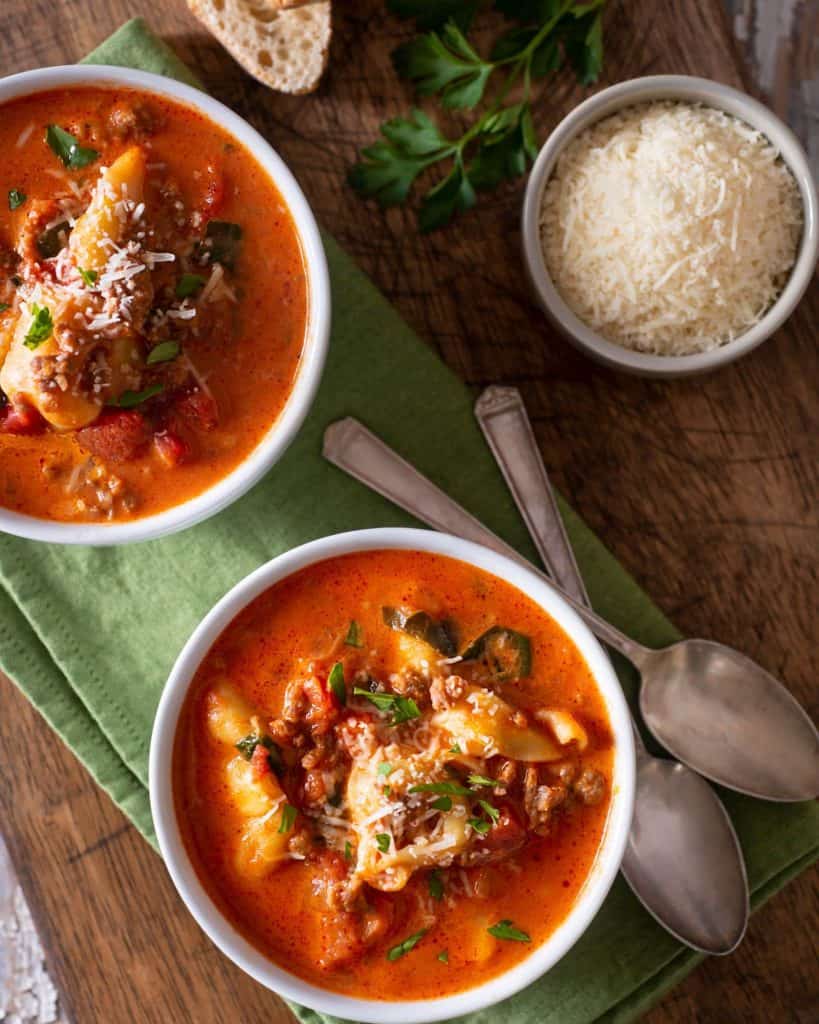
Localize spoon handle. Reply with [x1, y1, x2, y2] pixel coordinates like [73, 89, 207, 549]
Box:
[323, 417, 648, 666]
[474, 387, 648, 756]
[474, 387, 590, 605]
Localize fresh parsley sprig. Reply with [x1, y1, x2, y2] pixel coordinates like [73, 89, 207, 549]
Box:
[349, 0, 606, 230]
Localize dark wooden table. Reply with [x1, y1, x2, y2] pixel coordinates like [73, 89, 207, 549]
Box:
[1, 1, 816, 1021]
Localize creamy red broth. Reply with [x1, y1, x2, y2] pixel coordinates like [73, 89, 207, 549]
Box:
[0, 87, 307, 522]
[174, 550, 614, 1000]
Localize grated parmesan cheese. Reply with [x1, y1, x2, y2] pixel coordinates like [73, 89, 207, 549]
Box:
[539, 102, 803, 355]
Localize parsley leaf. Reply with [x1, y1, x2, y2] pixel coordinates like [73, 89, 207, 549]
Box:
[176, 273, 206, 299]
[409, 781, 471, 797]
[468, 817, 492, 834]
[278, 803, 297, 834]
[375, 833, 391, 853]
[488, 919, 531, 943]
[449, 743, 462, 754]
[345, 620, 364, 647]
[478, 799, 500, 822]
[0, 304, 9, 314]
[146, 340, 180, 366]
[8, 189, 26, 211]
[438, 949, 449, 963]
[431, 795, 452, 811]
[352, 0, 608, 229]
[467, 774, 496, 788]
[353, 687, 421, 725]
[377, 762, 394, 777]
[45, 125, 99, 170]
[328, 662, 347, 706]
[78, 267, 98, 287]
[108, 383, 163, 409]
[348, 108, 453, 208]
[344, 840, 353, 861]
[428, 870, 444, 901]
[393, 22, 493, 109]
[387, 929, 428, 962]
[23, 304, 53, 350]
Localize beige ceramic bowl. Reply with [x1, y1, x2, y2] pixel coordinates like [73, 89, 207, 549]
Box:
[521, 75, 818, 378]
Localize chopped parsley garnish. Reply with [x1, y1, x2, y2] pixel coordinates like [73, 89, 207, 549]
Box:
[328, 662, 347, 705]
[109, 383, 163, 408]
[375, 833, 391, 853]
[409, 781, 471, 797]
[23, 304, 53, 350]
[449, 743, 462, 754]
[383, 785, 392, 798]
[278, 803, 297, 834]
[467, 817, 491, 834]
[431, 795, 452, 812]
[345, 619, 364, 647]
[45, 124, 99, 170]
[176, 272, 206, 299]
[428, 870, 444, 901]
[78, 267, 98, 287]
[353, 687, 421, 725]
[387, 929, 428, 962]
[8, 189, 26, 210]
[146, 340, 180, 366]
[437, 949, 449, 963]
[234, 733, 282, 773]
[467, 774, 496, 788]
[0, 304, 9, 314]
[487, 919, 531, 943]
[477, 799, 500, 822]
[377, 762, 394, 777]
[344, 840, 353, 861]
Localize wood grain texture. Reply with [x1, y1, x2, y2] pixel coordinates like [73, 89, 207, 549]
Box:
[0, 1, 816, 1022]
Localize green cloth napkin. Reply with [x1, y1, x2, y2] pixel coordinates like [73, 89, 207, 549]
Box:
[1, 18, 816, 1024]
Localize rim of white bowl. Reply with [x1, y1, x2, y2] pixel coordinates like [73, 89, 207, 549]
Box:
[150, 528, 636, 1024]
[0, 65, 330, 544]
[521, 74, 819, 379]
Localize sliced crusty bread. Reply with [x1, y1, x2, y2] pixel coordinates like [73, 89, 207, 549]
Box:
[187, 0, 332, 95]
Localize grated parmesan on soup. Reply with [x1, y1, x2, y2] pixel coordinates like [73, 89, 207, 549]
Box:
[539, 102, 803, 355]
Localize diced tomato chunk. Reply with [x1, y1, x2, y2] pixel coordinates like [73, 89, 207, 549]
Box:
[153, 430, 191, 467]
[76, 409, 149, 462]
[0, 400, 46, 435]
[250, 742, 272, 780]
[173, 388, 218, 432]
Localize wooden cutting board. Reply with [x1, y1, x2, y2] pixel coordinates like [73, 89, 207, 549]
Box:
[0, 1, 816, 1022]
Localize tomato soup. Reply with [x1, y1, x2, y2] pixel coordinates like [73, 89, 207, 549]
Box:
[0, 87, 307, 521]
[174, 549, 614, 1000]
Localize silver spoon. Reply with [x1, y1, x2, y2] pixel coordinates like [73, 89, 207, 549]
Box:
[475, 386, 749, 954]
[322, 417, 819, 802]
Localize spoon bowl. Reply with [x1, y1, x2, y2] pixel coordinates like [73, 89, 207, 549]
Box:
[638, 640, 819, 802]
[623, 749, 748, 953]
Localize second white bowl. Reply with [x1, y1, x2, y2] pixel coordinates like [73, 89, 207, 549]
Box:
[150, 527, 636, 1023]
[522, 75, 818, 378]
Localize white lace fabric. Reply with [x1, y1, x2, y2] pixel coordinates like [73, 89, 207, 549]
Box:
[0, 837, 65, 1024]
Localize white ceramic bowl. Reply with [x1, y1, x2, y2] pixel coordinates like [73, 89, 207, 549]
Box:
[150, 527, 636, 1023]
[0, 65, 330, 544]
[522, 75, 818, 378]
